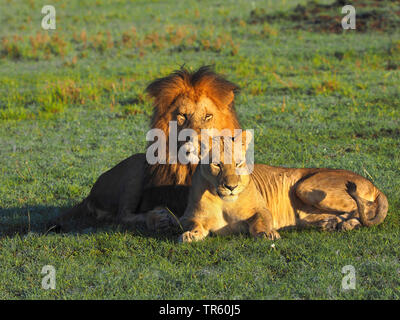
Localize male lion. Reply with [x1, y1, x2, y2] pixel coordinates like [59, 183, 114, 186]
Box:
[178, 131, 388, 242]
[53, 66, 241, 231]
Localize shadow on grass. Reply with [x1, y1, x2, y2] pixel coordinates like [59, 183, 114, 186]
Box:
[0, 205, 179, 241]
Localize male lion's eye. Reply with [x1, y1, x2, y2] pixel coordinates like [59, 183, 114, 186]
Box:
[204, 114, 213, 121]
[211, 162, 220, 169]
[177, 113, 186, 124]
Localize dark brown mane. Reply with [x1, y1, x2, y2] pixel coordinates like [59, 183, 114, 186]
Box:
[142, 65, 241, 193]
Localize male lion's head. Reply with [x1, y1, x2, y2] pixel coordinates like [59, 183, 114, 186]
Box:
[144, 66, 241, 186]
[146, 65, 240, 134]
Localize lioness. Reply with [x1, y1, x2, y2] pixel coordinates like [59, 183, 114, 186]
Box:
[179, 131, 388, 242]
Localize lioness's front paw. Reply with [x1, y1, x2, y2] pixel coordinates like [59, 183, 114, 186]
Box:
[256, 230, 280, 240]
[337, 218, 361, 231]
[318, 217, 339, 231]
[179, 230, 203, 243]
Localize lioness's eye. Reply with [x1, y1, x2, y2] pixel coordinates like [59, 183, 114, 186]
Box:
[204, 114, 213, 121]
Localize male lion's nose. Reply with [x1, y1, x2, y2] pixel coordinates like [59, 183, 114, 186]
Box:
[224, 184, 238, 191]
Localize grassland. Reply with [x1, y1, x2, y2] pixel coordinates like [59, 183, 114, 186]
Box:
[0, 0, 399, 299]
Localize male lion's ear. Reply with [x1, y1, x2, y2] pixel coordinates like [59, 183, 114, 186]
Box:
[145, 75, 186, 115]
[206, 80, 238, 109]
[220, 90, 235, 107]
[191, 66, 239, 109]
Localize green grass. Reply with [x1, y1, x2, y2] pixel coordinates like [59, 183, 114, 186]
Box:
[1, 0, 399, 299]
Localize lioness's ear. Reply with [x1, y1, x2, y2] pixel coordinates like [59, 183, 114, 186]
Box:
[232, 130, 252, 154]
[241, 130, 253, 150]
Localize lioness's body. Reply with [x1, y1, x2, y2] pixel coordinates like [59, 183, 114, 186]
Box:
[250, 165, 385, 230]
[180, 133, 388, 242]
[180, 163, 281, 241]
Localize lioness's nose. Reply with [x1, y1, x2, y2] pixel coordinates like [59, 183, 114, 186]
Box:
[224, 183, 238, 191]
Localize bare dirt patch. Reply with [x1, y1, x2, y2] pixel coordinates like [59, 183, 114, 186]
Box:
[248, 0, 400, 33]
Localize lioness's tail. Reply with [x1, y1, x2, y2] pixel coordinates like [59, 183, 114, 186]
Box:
[346, 181, 388, 227]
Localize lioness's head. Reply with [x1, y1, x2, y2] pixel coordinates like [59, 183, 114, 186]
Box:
[200, 130, 253, 202]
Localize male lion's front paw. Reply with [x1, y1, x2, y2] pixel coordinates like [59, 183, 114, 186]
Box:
[145, 207, 179, 232]
[156, 213, 179, 232]
[179, 230, 203, 243]
[256, 230, 280, 240]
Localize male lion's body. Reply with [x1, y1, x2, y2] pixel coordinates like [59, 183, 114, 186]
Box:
[53, 66, 242, 231]
[179, 133, 388, 242]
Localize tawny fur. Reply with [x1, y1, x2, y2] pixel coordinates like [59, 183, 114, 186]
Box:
[52, 66, 242, 231]
[179, 133, 388, 242]
[138, 66, 241, 215]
